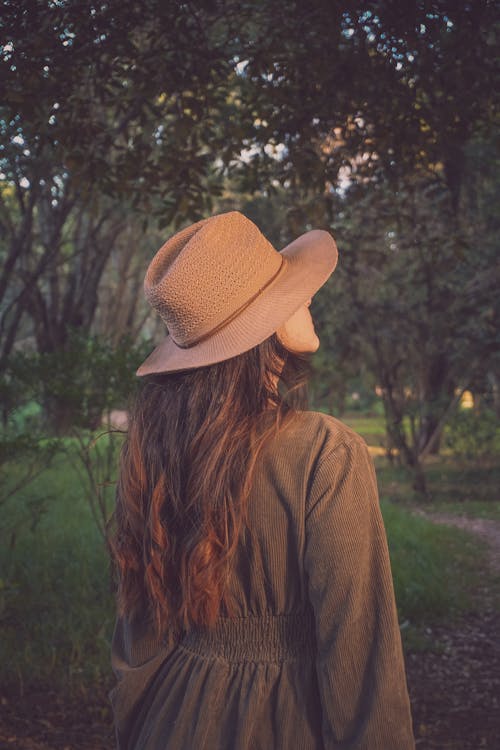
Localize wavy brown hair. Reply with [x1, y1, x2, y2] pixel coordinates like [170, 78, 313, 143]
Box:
[111, 334, 310, 637]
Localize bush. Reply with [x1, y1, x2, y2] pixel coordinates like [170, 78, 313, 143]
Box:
[2, 331, 151, 434]
[0, 451, 115, 690]
[445, 407, 500, 462]
[0, 433, 60, 544]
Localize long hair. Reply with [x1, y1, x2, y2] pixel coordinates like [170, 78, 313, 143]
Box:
[111, 334, 310, 637]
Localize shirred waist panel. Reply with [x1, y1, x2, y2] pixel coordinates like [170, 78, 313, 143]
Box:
[179, 610, 316, 663]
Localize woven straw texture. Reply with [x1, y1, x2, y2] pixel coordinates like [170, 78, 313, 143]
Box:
[144, 213, 281, 347]
[138, 211, 339, 375]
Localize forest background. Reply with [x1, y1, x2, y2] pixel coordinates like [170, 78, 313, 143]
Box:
[0, 1, 499, 748]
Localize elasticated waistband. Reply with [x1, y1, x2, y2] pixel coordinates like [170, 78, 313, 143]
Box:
[179, 611, 316, 663]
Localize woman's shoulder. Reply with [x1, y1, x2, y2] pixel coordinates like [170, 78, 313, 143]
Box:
[287, 410, 367, 450]
[264, 410, 369, 476]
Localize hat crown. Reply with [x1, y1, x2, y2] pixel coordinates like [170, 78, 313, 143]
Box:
[144, 212, 283, 347]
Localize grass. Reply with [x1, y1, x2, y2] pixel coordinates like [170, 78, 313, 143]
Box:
[375, 452, 499, 649]
[1, 450, 116, 692]
[342, 412, 500, 519]
[419, 461, 500, 519]
[340, 413, 387, 446]
[424, 499, 500, 521]
[381, 501, 485, 621]
[375, 458, 500, 520]
[0, 423, 498, 692]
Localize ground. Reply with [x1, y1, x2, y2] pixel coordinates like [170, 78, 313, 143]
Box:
[1, 513, 499, 750]
[0, 685, 114, 750]
[407, 607, 500, 749]
[406, 512, 500, 749]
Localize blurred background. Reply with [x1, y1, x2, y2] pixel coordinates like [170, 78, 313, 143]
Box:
[0, 1, 499, 748]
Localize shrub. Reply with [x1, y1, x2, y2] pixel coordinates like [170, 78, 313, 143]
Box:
[445, 407, 500, 462]
[2, 331, 151, 434]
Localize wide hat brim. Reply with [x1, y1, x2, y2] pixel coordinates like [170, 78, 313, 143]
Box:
[136, 228, 338, 376]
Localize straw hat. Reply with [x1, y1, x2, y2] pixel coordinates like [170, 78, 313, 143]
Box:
[137, 211, 338, 375]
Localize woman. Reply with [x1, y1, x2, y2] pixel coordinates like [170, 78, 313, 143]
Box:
[110, 211, 415, 749]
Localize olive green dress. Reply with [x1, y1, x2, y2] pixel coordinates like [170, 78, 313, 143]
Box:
[110, 412, 415, 749]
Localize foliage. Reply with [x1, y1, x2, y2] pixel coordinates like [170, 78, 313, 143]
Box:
[3, 331, 149, 433]
[233, 1, 497, 197]
[0, 0, 240, 211]
[0, 0, 498, 482]
[0, 454, 115, 690]
[0, 335, 143, 588]
[0, 333, 141, 568]
[0, 433, 59, 549]
[0, 0, 243, 364]
[314, 157, 498, 493]
[445, 407, 500, 463]
[2, 1, 497, 358]
[232, 1, 499, 491]
[67, 429, 125, 542]
[1, 365, 60, 545]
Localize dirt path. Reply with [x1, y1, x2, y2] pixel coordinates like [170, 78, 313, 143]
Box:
[405, 511, 500, 749]
[0, 685, 114, 750]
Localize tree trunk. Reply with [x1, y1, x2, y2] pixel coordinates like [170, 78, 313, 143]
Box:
[412, 461, 428, 496]
[417, 414, 444, 456]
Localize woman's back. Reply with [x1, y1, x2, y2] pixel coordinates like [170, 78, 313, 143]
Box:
[111, 411, 414, 749]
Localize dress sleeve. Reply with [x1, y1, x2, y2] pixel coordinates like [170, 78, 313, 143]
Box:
[110, 614, 173, 749]
[304, 436, 415, 749]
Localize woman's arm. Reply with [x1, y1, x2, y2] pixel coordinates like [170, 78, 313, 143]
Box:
[304, 435, 415, 749]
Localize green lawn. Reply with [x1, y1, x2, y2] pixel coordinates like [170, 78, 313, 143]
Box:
[342, 413, 500, 520]
[374, 458, 500, 519]
[382, 500, 485, 621]
[339, 413, 387, 446]
[1, 450, 115, 690]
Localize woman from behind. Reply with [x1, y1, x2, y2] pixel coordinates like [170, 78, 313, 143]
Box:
[110, 211, 415, 749]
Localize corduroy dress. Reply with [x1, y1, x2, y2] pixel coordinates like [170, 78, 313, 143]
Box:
[110, 412, 415, 749]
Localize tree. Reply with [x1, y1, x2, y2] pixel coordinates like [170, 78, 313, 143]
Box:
[315, 156, 499, 491]
[1, 0, 497, 452]
[0, 0, 243, 365]
[230, 0, 499, 489]
[234, 0, 498, 206]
